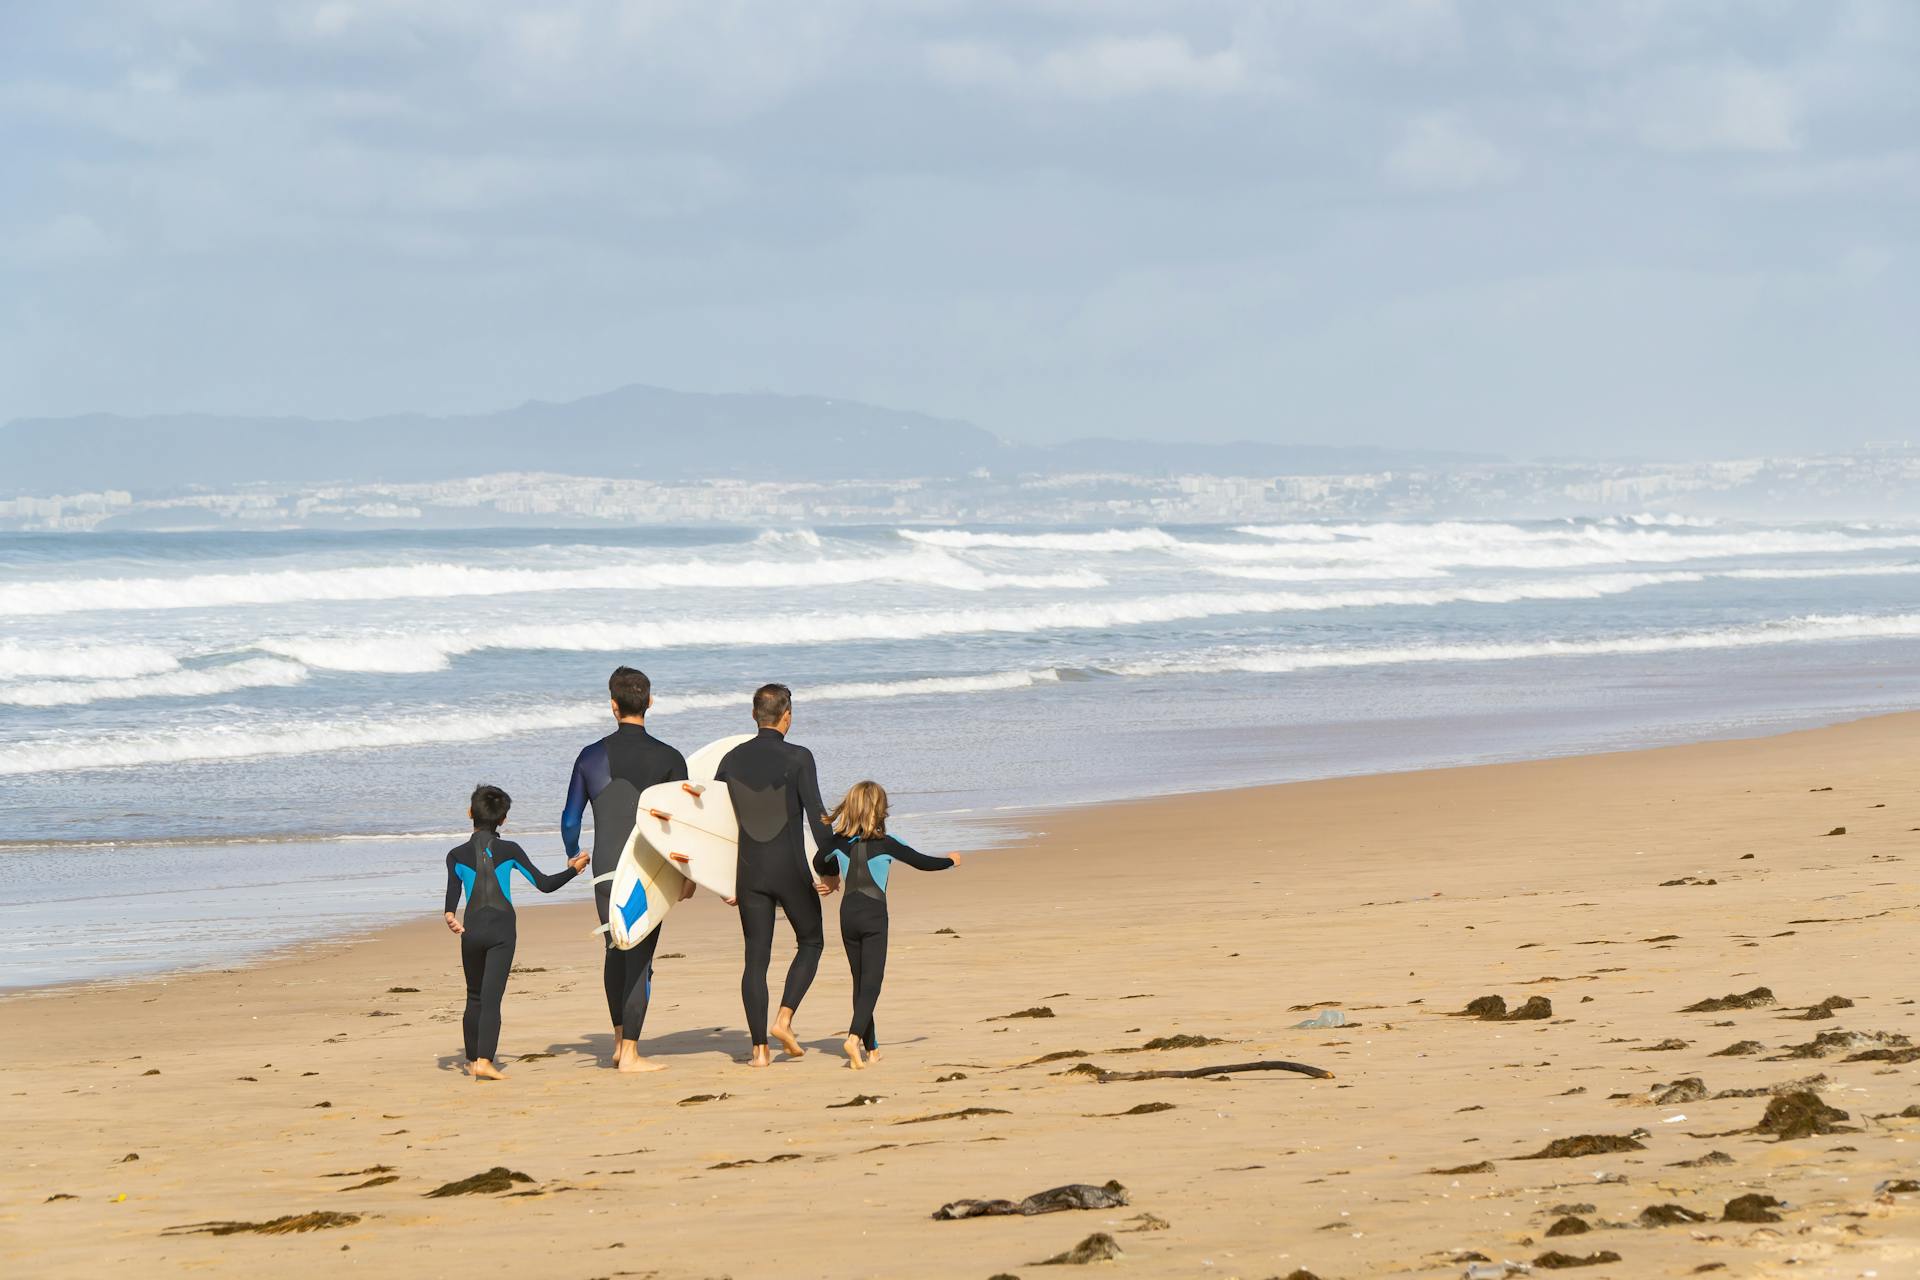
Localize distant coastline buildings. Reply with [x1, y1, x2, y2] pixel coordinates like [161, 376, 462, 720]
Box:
[2, 449, 1917, 531]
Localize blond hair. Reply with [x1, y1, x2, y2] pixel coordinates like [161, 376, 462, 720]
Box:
[829, 780, 888, 839]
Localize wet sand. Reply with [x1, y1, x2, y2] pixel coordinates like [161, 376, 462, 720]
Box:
[7, 712, 1920, 1278]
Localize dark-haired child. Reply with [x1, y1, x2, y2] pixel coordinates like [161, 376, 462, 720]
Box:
[443, 784, 588, 1080]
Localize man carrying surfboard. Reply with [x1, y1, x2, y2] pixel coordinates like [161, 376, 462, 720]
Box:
[562, 667, 694, 1073]
[716, 683, 839, 1068]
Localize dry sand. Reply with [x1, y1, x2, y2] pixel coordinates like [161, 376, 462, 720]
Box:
[6, 713, 1920, 1278]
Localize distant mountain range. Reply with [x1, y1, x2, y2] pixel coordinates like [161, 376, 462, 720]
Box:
[0, 383, 1491, 496]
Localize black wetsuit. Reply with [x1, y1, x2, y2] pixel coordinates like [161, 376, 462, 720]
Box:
[562, 722, 688, 1041]
[814, 833, 955, 1051]
[443, 827, 580, 1062]
[717, 726, 834, 1046]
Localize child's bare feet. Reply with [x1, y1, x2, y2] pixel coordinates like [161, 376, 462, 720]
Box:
[469, 1058, 506, 1081]
[842, 1034, 866, 1069]
[769, 1009, 805, 1059]
[866, 1047, 882, 1065]
[746, 1044, 773, 1068]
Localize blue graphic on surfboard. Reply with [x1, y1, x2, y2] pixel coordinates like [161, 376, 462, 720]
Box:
[590, 817, 687, 951]
[634, 733, 823, 901]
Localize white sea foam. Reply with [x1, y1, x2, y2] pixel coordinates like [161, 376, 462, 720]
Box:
[0, 658, 310, 707]
[0, 641, 181, 681]
[255, 572, 1703, 673]
[1108, 613, 1920, 678]
[0, 551, 1101, 616]
[0, 669, 1063, 775]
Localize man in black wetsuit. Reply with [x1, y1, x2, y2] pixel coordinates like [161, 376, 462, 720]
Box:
[562, 666, 692, 1072]
[716, 683, 838, 1068]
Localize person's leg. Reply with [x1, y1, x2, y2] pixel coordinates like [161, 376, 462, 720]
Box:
[852, 925, 887, 1057]
[461, 933, 487, 1065]
[769, 876, 824, 1058]
[603, 940, 625, 1055]
[737, 890, 776, 1064]
[471, 932, 515, 1080]
[616, 926, 666, 1073]
[840, 926, 866, 1069]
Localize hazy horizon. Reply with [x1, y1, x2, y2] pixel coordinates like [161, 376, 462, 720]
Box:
[4, 3, 1916, 457]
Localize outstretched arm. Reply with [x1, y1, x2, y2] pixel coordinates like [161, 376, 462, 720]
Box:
[797, 748, 835, 851]
[884, 836, 957, 872]
[510, 843, 587, 894]
[561, 752, 590, 857]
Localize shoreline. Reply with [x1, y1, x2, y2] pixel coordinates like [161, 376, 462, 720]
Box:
[10, 710, 1920, 1277]
[9, 699, 1917, 996]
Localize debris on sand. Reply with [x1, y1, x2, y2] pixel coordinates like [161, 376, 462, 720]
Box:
[935, 1072, 968, 1082]
[1544, 1215, 1591, 1236]
[1709, 1040, 1763, 1057]
[1635, 1038, 1689, 1052]
[1770, 1029, 1909, 1060]
[1638, 1204, 1709, 1227]
[934, 1181, 1129, 1220]
[1026, 1050, 1090, 1066]
[1681, 987, 1775, 1013]
[1669, 1151, 1733, 1168]
[678, 1093, 730, 1106]
[339, 1176, 397, 1192]
[1722, 1193, 1785, 1223]
[1652, 1078, 1708, 1104]
[385, 986, 418, 993]
[1823, 827, 1846, 836]
[1135, 1034, 1227, 1050]
[1533, 1250, 1622, 1269]
[827, 1095, 884, 1108]
[323, 1166, 396, 1179]
[1093, 1103, 1175, 1117]
[1075, 1058, 1333, 1083]
[896, 1107, 1011, 1125]
[119, 1153, 139, 1163]
[1843, 1045, 1920, 1064]
[1518, 1134, 1645, 1160]
[1659, 877, 1716, 887]
[164, 1212, 360, 1236]
[1122, 1213, 1169, 1232]
[709, 1154, 803, 1170]
[991, 1007, 1056, 1021]
[1034, 1232, 1123, 1265]
[1753, 1091, 1853, 1139]
[1453, 995, 1553, 1022]
[1712, 1072, 1828, 1099]
[425, 1168, 533, 1197]
[1429, 1161, 1496, 1175]
[44, 1194, 77, 1202]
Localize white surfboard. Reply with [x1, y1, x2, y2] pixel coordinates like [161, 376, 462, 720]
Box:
[634, 732, 824, 899]
[591, 818, 684, 949]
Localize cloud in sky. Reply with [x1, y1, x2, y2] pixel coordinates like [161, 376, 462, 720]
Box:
[1, 0, 1915, 457]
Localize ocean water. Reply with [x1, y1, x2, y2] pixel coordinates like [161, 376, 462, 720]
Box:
[4, 516, 1919, 987]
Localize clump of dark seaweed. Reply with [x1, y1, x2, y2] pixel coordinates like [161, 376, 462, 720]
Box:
[1722, 1193, 1785, 1223]
[425, 1167, 532, 1197]
[1638, 1204, 1708, 1227]
[1533, 1250, 1623, 1269]
[1518, 1134, 1645, 1160]
[1681, 987, 1775, 1013]
[1753, 1091, 1853, 1139]
[934, 1181, 1129, 1220]
[1033, 1232, 1123, 1265]
[1453, 995, 1552, 1022]
[165, 1212, 359, 1236]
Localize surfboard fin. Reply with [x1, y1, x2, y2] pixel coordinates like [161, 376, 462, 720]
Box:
[647, 808, 673, 821]
[668, 853, 691, 865]
[681, 782, 705, 797]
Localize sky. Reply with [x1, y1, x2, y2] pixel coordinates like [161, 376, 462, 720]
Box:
[2, 1, 1915, 458]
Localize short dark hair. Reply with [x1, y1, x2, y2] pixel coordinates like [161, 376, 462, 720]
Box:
[752, 682, 792, 727]
[470, 783, 511, 826]
[610, 666, 652, 718]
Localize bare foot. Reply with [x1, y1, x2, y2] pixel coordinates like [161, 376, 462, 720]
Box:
[842, 1034, 867, 1070]
[746, 1044, 773, 1069]
[866, 1047, 882, 1065]
[617, 1053, 667, 1074]
[769, 1006, 806, 1058]
[470, 1058, 506, 1081]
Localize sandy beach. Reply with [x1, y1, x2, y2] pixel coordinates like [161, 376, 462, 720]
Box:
[7, 712, 1920, 1279]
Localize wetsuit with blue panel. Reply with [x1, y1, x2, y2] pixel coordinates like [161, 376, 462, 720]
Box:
[717, 726, 835, 1047]
[444, 828, 580, 1063]
[814, 832, 954, 1051]
[562, 723, 688, 1042]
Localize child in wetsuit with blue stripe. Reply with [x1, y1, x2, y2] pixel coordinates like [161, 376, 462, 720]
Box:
[443, 784, 589, 1081]
[812, 780, 961, 1069]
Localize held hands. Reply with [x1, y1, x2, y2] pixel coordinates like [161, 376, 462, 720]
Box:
[444, 911, 464, 935]
[947, 853, 964, 867]
[678, 877, 698, 902]
[815, 876, 840, 897]
[567, 852, 591, 873]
